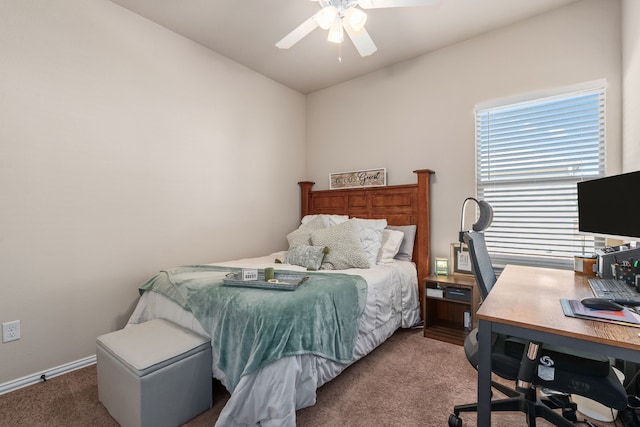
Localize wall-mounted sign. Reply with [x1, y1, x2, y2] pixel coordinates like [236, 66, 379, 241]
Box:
[329, 168, 387, 190]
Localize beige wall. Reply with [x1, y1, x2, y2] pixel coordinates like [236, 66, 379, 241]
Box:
[2, 0, 636, 389]
[0, 0, 305, 384]
[623, 0, 640, 172]
[306, 0, 623, 263]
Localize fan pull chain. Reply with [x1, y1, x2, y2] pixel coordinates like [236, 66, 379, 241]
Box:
[338, 43, 342, 63]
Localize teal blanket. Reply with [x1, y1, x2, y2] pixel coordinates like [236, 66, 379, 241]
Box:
[138, 265, 368, 392]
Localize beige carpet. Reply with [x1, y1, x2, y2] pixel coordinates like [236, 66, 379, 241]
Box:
[0, 328, 617, 426]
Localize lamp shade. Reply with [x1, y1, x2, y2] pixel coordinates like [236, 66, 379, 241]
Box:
[344, 7, 367, 32]
[317, 5, 338, 30]
[327, 19, 344, 43]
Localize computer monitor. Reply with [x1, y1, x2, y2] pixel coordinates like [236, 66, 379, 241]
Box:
[577, 170, 640, 240]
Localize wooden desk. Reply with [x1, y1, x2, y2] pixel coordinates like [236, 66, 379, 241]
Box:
[476, 265, 640, 426]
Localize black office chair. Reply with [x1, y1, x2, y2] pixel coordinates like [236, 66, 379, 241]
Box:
[448, 230, 628, 427]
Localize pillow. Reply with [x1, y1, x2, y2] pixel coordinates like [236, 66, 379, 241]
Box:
[287, 216, 325, 247]
[310, 219, 370, 270]
[354, 218, 387, 267]
[386, 225, 417, 261]
[376, 229, 404, 264]
[301, 214, 349, 228]
[284, 244, 328, 270]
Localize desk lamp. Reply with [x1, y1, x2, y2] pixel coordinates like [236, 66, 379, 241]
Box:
[458, 197, 493, 250]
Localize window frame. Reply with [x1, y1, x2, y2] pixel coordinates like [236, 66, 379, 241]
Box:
[474, 82, 606, 270]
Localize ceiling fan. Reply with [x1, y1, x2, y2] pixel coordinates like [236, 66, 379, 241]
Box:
[276, 0, 440, 57]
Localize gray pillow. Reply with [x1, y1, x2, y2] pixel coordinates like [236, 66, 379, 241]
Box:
[286, 215, 325, 247]
[284, 244, 328, 271]
[310, 219, 370, 270]
[386, 225, 417, 261]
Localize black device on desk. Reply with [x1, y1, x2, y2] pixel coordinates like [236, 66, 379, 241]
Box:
[578, 171, 640, 241]
[580, 297, 624, 311]
[594, 246, 640, 279]
[578, 171, 640, 279]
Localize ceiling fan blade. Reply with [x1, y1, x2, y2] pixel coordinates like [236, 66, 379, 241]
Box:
[359, 0, 439, 9]
[343, 23, 377, 57]
[276, 15, 320, 49]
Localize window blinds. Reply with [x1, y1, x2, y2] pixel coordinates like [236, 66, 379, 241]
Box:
[475, 87, 605, 269]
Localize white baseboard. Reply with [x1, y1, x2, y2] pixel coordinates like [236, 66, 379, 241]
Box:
[0, 355, 96, 396]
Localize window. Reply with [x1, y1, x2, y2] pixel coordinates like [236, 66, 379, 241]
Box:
[475, 85, 605, 270]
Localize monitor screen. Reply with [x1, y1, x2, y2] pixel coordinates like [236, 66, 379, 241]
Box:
[577, 171, 640, 240]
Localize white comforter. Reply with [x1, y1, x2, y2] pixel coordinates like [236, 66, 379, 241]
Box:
[127, 251, 420, 426]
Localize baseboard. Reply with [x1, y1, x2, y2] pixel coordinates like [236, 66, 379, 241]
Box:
[0, 355, 96, 396]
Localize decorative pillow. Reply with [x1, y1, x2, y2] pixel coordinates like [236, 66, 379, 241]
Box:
[284, 244, 328, 270]
[354, 218, 387, 267]
[386, 225, 417, 261]
[287, 216, 325, 247]
[310, 219, 370, 270]
[301, 214, 349, 228]
[376, 229, 404, 264]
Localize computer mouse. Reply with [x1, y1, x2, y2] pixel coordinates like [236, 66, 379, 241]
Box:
[580, 297, 624, 311]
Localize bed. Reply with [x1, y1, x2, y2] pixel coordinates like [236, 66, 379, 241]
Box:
[126, 169, 434, 426]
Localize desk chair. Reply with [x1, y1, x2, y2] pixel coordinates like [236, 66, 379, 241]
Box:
[448, 231, 628, 427]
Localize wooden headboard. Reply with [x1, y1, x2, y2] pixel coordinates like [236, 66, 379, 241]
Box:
[299, 169, 434, 317]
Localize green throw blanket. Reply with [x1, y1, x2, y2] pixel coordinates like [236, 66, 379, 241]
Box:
[138, 265, 368, 392]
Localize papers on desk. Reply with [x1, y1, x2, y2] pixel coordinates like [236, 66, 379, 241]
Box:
[560, 299, 640, 327]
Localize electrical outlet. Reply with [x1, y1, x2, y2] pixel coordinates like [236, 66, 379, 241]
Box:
[2, 320, 20, 343]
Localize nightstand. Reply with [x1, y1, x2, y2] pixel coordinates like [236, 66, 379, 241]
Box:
[423, 274, 480, 345]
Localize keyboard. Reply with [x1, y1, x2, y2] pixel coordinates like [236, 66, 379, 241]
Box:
[588, 278, 640, 304]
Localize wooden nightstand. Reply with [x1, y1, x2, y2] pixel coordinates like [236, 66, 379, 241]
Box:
[423, 274, 480, 345]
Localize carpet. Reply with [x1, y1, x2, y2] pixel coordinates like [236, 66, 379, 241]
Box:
[0, 328, 618, 426]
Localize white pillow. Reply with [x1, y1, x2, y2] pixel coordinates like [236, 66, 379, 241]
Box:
[301, 214, 349, 228]
[354, 218, 387, 267]
[376, 229, 404, 264]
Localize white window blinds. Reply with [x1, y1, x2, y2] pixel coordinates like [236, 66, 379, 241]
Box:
[475, 86, 605, 269]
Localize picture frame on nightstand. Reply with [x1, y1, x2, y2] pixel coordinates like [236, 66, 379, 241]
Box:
[434, 257, 449, 276]
[450, 243, 473, 275]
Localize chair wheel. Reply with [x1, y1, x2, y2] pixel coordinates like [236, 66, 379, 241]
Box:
[448, 413, 463, 427]
[562, 407, 577, 422]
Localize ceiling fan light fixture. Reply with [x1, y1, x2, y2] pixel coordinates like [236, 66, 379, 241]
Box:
[317, 5, 338, 30]
[278, 0, 439, 57]
[327, 19, 344, 43]
[345, 7, 367, 32]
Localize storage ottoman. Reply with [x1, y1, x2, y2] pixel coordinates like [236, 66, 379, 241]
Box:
[96, 319, 212, 427]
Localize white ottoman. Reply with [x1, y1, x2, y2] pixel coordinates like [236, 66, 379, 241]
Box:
[96, 319, 212, 427]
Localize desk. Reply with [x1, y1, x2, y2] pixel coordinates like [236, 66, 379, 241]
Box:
[476, 265, 640, 426]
